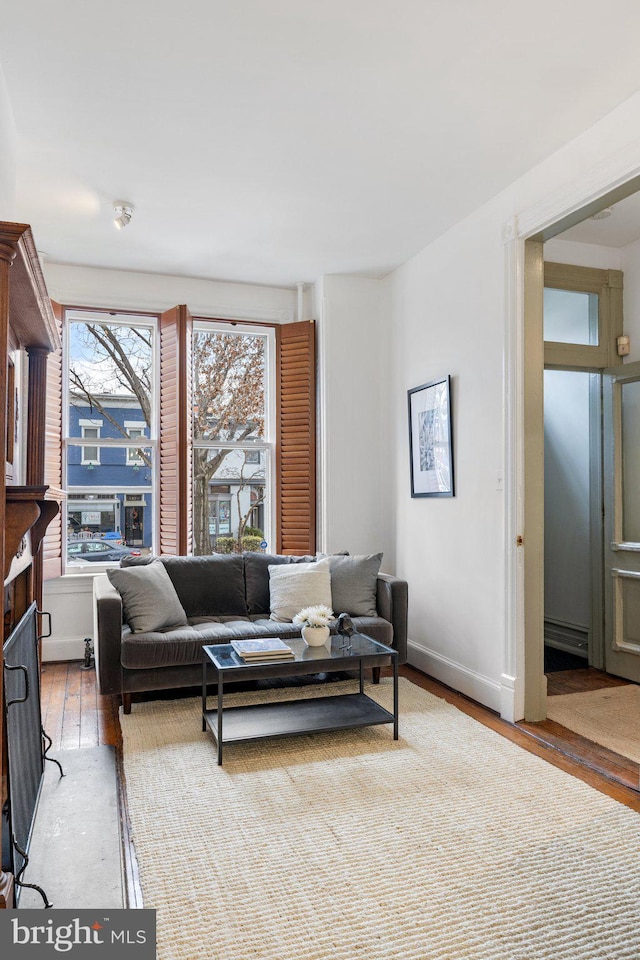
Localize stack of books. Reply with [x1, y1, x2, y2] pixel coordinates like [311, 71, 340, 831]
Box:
[231, 638, 295, 662]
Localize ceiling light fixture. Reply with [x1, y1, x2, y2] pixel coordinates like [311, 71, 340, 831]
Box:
[590, 207, 613, 221]
[113, 201, 134, 229]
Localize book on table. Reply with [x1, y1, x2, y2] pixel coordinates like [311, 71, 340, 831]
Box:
[231, 638, 295, 661]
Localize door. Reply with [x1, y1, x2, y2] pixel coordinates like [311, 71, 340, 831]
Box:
[603, 360, 640, 681]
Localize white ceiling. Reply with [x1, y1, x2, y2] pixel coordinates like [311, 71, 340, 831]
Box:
[560, 192, 640, 248]
[3, 1, 640, 287]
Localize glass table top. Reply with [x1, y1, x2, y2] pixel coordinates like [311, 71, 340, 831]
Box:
[203, 632, 394, 671]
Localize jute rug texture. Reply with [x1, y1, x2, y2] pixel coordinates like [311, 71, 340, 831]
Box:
[547, 684, 640, 763]
[121, 679, 640, 960]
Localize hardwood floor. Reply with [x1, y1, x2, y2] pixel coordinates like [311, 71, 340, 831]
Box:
[40, 660, 640, 813]
[520, 666, 640, 795]
[40, 661, 121, 751]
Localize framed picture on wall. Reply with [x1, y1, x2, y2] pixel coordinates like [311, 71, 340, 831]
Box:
[408, 375, 454, 498]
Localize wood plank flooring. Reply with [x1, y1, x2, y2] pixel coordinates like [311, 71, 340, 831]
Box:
[40, 661, 121, 751]
[521, 666, 640, 794]
[40, 660, 640, 810]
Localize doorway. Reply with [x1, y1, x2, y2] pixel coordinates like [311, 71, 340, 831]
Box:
[543, 367, 598, 668]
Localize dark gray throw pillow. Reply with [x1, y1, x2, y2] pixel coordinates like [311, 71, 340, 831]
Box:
[328, 553, 383, 618]
[161, 554, 247, 617]
[107, 562, 189, 634]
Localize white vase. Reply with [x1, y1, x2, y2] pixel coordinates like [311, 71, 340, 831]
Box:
[301, 625, 330, 647]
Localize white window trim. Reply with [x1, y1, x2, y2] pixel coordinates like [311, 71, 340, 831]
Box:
[80, 420, 102, 465]
[191, 322, 275, 548]
[124, 420, 147, 464]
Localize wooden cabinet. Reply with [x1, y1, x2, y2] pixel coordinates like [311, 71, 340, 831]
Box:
[0, 222, 60, 908]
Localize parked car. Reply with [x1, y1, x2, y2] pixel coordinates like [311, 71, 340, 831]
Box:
[67, 540, 141, 563]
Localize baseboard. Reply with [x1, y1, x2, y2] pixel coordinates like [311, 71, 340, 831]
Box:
[407, 640, 502, 713]
[41, 635, 86, 662]
[544, 617, 589, 658]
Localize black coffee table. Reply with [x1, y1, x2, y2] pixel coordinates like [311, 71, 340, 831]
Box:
[201, 633, 399, 765]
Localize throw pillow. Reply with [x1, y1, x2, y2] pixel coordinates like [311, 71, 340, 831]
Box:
[268, 559, 332, 622]
[327, 553, 383, 618]
[244, 552, 315, 615]
[107, 562, 189, 634]
[161, 554, 247, 617]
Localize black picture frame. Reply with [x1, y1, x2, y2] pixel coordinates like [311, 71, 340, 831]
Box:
[408, 376, 454, 498]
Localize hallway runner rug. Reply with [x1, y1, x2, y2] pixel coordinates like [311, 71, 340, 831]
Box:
[547, 683, 640, 763]
[120, 678, 640, 960]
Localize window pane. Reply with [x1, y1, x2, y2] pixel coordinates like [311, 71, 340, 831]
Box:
[69, 320, 152, 437]
[192, 330, 266, 442]
[67, 487, 152, 564]
[65, 313, 156, 562]
[543, 288, 598, 345]
[193, 448, 268, 554]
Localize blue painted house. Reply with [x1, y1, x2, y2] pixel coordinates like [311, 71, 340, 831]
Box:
[67, 395, 152, 549]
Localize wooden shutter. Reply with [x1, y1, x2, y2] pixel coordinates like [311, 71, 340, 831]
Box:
[43, 300, 63, 580]
[159, 305, 192, 555]
[276, 320, 316, 554]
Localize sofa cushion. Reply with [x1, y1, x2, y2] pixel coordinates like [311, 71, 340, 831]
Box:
[107, 563, 188, 634]
[120, 617, 305, 669]
[268, 559, 332, 622]
[119, 614, 393, 671]
[327, 553, 383, 617]
[161, 554, 247, 617]
[244, 552, 314, 615]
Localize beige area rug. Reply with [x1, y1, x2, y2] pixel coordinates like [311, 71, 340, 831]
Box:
[121, 679, 640, 960]
[547, 684, 640, 763]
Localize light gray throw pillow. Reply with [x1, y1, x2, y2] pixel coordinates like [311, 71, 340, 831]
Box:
[328, 553, 383, 617]
[107, 562, 189, 634]
[268, 559, 332, 622]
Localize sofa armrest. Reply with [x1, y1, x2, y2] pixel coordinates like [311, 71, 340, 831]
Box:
[93, 574, 125, 696]
[376, 573, 408, 664]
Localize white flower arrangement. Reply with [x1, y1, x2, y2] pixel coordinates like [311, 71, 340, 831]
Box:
[293, 604, 334, 628]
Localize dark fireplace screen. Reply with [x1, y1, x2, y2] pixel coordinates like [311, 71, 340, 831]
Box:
[2, 601, 44, 890]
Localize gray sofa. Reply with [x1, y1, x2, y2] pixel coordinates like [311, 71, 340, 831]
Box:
[93, 551, 408, 713]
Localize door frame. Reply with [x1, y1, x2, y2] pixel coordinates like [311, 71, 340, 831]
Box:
[504, 160, 640, 722]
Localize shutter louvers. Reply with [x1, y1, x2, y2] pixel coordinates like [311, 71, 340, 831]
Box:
[276, 320, 316, 555]
[43, 300, 64, 580]
[159, 306, 192, 555]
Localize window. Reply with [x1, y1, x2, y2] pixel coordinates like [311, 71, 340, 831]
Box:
[191, 323, 274, 553]
[80, 419, 102, 464]
[125, 422, 146, 464]
[63, 311, 157, 566]
[48, 307, 315, 573]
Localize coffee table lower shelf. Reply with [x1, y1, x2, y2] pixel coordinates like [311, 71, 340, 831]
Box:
[203, 692, 396, 764]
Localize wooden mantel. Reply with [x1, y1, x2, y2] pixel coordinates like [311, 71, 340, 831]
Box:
[4, 486, 59, 582]
[1, 223, 60, 908]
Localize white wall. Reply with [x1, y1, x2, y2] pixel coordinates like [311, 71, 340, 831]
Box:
[387, 198, 510, 708]
[43, 263, 298, 322]
[543, 370, 591, 634]
[315, 275, 393, 568]
[0, 60, 16, 219]
[386, 86, 640, 713]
